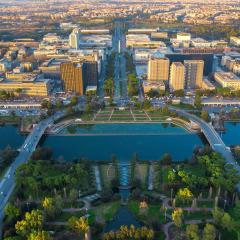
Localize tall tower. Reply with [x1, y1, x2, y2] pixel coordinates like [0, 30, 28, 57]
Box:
[147, 57, 170, 82]
[169, 62, 185, 91]
[60, 62, 84, 95]
[69, 28, 80, 50]
[184, 60, 204, 89]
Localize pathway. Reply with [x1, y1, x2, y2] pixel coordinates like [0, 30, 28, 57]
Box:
[148, 163, 154, 191]
[144, 110, 152, 121]
[93, 165, 102, 191]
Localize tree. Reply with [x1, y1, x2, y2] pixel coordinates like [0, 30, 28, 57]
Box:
[212, 207, 223, 225]
[172, 208, 184, 228]
[69, 189, 78, 206]
[143, 100, 151, 110]
[15, 210, 43, 237]
[4, 203, 20, 219]
[221, 212, 234, 231]
[177, 188, 193, 203]
[203, 224, 216, 240]
[28, 231, 53, 240]
[85, 103, 91, 113]
[167, 170, 177, 184]
[186, 224, 200, 240]
[104, 78, 114, 96]
[56, 100, 63, 109]
[42, 197, 55, 219]
[54, 195, 63, 215]
[194, 94, 202, 108]
[174, 89, 185, 97]
[70, 96, 78, 106]
[67, 106, 74, 114]
[68, 216, 89, 236]
[160, 153, 172, 165]
[201, 110, 210, 122]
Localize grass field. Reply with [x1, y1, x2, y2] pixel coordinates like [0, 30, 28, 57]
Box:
[88, 201, 120, 224]
[100, 164, 116, 188]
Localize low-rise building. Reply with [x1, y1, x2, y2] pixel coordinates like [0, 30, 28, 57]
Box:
[214, 72, 240, 90]
[0, 76, 52, 96]
[143, 81, 165, 93]
[230, 36, 240, 47]
[202, 78, 216, 91]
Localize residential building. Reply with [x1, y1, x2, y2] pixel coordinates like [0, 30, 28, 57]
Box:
[169, 62, 185, 90]
[148, 57, 170, 81]
[184, 60, 204, 89]
[83, 61, 98, 87]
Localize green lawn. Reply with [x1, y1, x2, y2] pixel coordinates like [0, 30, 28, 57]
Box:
[55, 210, 85, 222]
[63, 201, 85, 209]
[128, 200, 166, 224]
[99, 164, 116, 188]
[88, 201, 120, 224]
[183, 210, 212, 221]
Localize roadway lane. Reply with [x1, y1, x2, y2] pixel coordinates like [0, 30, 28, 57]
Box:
[0, 111, 66, 225]
[112, 21, 128, 103]
[97, 59, 107, 102]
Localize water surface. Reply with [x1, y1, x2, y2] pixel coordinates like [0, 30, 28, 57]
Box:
[43, 123, 203, 161]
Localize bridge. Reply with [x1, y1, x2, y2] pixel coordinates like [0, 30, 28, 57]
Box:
[172, 108, 240, 187]
[202, 99, 240, 107]
[0, 111, 66, 227]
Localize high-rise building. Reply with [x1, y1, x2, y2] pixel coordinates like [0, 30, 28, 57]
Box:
[147, 57, 169, 81]
[60, 60, 98, 95]
[60, 62, 84, 95]
[83, 61, 98, 86]
[184, 60, 204, 89]
[69, 29, 80, 50]
[169, 62, 185, 91]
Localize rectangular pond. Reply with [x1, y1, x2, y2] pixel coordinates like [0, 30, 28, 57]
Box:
[42, 123, 203, 162]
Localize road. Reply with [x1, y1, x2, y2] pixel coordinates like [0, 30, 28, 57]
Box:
[112, 21, 128, 103]
[0, 110, 66, 226]
[97, 58, 107, 102]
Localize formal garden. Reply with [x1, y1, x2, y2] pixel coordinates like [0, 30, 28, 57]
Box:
[2, 145, 240, 240]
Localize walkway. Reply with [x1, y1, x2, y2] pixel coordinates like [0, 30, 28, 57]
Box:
[148, 163, 154, 191]
[93, 165, 102, 191]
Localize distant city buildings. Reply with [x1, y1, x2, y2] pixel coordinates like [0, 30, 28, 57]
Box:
[69, 29, 80, 50]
